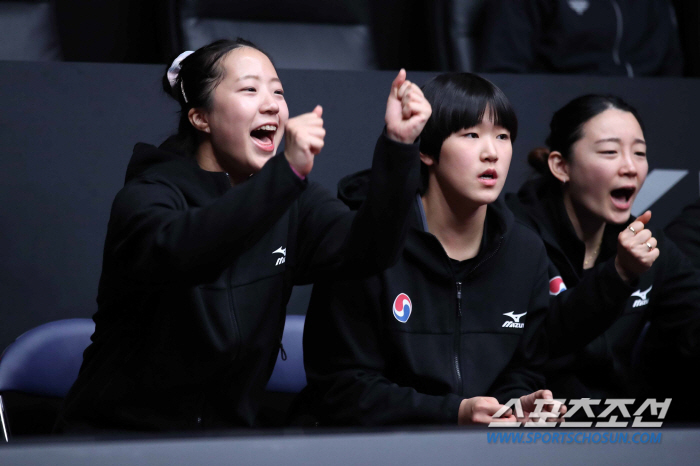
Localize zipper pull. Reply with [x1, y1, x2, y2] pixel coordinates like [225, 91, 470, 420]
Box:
[279, 341, 288, 361]
[456, 281, 462, 317]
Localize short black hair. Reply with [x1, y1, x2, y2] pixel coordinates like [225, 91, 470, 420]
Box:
[419, 72, 518, 159]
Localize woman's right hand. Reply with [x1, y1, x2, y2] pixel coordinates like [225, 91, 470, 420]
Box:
[615, 210, 660, 283]
[284, 105, 325, 177]
[458, 397, 514, 425]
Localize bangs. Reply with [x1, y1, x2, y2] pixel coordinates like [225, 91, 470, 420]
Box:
[419, 73, 518, 157]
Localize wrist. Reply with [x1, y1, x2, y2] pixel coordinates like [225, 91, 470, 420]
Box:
[458, 399, 471, 426]
[614, 256, 633, 284]
[385, 128, 413, 145]
[289, 163, 306, 180]
[284, 152, 308, 179]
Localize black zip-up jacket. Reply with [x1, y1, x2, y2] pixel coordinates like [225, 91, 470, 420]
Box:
[300, 175, 550, 426]
[479, 0, 683, 77]
[506, 178, 700, 407]
[55, 132, 420, 432]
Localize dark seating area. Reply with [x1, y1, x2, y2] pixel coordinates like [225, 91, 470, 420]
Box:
[2, 0, 698, 75]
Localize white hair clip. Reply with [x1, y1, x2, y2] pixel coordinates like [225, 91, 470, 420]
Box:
[167, 51, 194, 102]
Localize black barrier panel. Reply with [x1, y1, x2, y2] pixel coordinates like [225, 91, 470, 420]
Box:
[1, 61, 699, 351]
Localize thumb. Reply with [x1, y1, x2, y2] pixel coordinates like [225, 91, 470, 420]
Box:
[312, 105, 323, 118]
[634, 210, 652, 226]
[521, 389, 551, 410]
[391, 68, 407, 96]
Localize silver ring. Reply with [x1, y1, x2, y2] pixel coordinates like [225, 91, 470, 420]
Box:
[646, 242, 653, 250]
[629, 226, 636, 234]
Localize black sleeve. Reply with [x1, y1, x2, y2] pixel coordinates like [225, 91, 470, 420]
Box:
[478, 0, 543, 73]
[647, 234, 700, 358]
[665, 198, 700, 269]
[544, 257, 636, 357]
[304, 278, 463, 426]
[293, 132, 420, 284]
[490, 247, 549, 403]
[107, 153, 306, 284]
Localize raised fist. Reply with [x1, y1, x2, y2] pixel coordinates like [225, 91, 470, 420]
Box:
[385, 69, 432, 144]
[284, 105, 325, 177]
[615, 210, 660, 283]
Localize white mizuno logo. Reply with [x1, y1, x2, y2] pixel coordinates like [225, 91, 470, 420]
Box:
[502, 311, 526, 328]
[503, 311, 527, 323]
[631, 285, 652, 301]
[631, 285, 652, 308]
[273, 246, 286, 266]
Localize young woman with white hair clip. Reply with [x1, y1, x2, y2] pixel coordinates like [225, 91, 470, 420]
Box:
[55, 38, 430, 432]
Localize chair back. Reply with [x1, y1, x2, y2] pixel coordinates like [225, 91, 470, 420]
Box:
[176, 0, 376, 70]
[0, 318, 94, 397]
[266, 315, 306, 393]
[0, 0, 62, 60]
[433, 0, 487, 71]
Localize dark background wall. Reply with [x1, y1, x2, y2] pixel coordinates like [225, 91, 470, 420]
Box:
[1, 61, 699, 351]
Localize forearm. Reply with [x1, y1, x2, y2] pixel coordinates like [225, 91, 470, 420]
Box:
[111, 154, 305, 283]
[546, 258, 635, 356]
[295, 131, 420, 283]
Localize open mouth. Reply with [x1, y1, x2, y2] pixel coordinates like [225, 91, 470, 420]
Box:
[478, 169, 498, 185]
[610, 186, 636, 209]
[250, 124, 277, 152]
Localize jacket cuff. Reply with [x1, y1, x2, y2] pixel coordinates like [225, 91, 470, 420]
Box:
[380, 126, 421, 152]
[273, 152, 308, 188]
[443, 393, 465, 425]
[600, 257, 637, 298]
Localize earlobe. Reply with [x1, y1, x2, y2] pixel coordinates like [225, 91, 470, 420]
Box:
[548, 151, 569, 183]
[188, 108, 210, 133]
[419, 152, 435, 166]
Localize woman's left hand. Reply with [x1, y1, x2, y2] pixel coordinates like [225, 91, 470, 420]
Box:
[385, 69, 432, 144]
[284, 105, 325, 177]
[518, 389, 567, 424]
[615, 210, 660, 283]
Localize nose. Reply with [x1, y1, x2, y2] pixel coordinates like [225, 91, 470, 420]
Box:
[480, 136, 498, 163]
[619, 151, 638, 177]
[260, 90, 279, 114]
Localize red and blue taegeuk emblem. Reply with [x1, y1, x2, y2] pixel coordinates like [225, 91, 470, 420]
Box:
[549, 276, 567, 296]
[392, 293, 412, 323]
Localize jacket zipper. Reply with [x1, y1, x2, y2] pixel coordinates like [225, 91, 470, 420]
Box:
[227, 267, 241, 361]
[610, 0, 634, 77]
[454, 281, 463, 395]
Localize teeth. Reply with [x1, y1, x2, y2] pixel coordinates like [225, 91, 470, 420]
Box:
[257, 125, 277, 131]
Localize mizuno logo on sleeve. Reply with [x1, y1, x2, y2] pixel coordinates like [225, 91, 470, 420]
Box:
[631, 285, 652, 307]
[502, 311, 526, 328]
[272, 246, 286, 266]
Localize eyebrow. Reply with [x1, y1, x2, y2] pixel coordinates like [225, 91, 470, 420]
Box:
[236, 75, 281, 84]
[594, 137, 646, 145]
